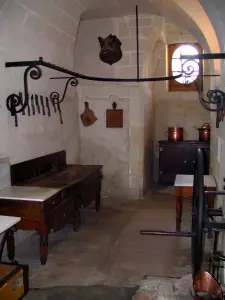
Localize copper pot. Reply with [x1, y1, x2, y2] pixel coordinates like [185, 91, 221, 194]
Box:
[193, 270, 223, 300]
[197, 123, 210, 142]
[168, 127, 183, 142]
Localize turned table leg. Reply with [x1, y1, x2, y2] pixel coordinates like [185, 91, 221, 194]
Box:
[73, 210, 81, 232]
[40, 228, 48, 265]
[7, 228, 15, 261]
[207, 186, 216, 238]
[95, 180, 102, 212]
[95, 193, 101, 212]
[176, 187, 183, 232]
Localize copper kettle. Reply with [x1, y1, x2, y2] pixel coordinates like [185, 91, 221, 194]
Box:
[197, 123, 210, 142]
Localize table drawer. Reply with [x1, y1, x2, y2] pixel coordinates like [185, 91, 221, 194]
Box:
[0, 200, 42, 220]
[47, 199, 74, 230]
[44, 194, 62, 211]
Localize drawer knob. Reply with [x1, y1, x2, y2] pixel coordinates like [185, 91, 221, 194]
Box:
[184, 160, 187, 163]
[193, 160, 196, 163]
[52, 201, 55, 205]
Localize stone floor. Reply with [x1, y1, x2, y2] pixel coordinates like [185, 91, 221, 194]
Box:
[4, 191, 213, 292]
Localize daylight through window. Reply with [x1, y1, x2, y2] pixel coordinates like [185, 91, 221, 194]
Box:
[172, 45, 200, 84]
[168, 43, 202, 92]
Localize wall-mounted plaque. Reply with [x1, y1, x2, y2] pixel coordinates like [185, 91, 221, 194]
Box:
[106, 102, 123, 128]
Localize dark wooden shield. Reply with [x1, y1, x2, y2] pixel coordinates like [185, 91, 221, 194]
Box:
[98, 34, 122, 65]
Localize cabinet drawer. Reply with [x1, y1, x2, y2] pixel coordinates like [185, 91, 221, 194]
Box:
[44, 193, 62, 212]
[47, 199, 73, 230]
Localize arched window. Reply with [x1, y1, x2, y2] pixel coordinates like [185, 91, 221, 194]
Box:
[168, 43, 202, 91]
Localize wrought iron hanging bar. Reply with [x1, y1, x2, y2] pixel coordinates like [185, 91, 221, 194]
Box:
[136, 5, 139, 80]
[5, 57, 182, 83]
[5, 0, 225, 124]
[4, 4, 183, 122]
[5, 57, 183, 119]
[181, 53, 225, 60]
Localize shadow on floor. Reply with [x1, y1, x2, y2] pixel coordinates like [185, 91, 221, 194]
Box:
[24, 285, 137, 300]
[4, 194, 213, 289]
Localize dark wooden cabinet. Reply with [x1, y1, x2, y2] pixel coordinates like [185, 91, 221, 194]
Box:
[158, 140, 210, 185]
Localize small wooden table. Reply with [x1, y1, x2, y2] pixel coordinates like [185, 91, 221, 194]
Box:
[174, 174, 216, 231]
[0, 186, 61, 264]
[0, 215, 21, 262]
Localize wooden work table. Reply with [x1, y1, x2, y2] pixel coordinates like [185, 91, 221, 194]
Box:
[0, 151, 103, 265]
[174, 174, 216, 232]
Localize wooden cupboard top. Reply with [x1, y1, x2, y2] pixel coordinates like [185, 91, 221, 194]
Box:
[174, 174, 216, 187]
[0, 186, 61, 202]
[159, 140, 209, 147]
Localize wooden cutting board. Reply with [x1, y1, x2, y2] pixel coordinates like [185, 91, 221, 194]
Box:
[106, 102, 123, 128]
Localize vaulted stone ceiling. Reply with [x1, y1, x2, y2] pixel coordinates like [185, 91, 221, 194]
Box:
[80, 0, 203, 44]
[79, 0, 219, 70]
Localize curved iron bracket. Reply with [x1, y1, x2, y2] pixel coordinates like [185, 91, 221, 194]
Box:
[50, 77, 78, 106]
[6, 65, 42, 115]
[181, 53, 225, 112]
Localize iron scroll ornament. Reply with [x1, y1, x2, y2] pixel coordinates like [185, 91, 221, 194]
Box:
[180, 54, 225, 112]
[6, 65, 42, 114]
[50, 77, 78, 105]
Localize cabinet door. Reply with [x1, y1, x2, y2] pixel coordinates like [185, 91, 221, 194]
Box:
[203, 148, 210, 175]
[182, 146, 210, 175]
[159, 145, 184, 184]
[182, 147, 196, 174]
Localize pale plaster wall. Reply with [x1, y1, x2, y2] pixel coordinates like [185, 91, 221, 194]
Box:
[75, 15, 163, 199]
[0, 0, 86, 245]
[152, 23, 211, 182]
[0, 0, 88, 166]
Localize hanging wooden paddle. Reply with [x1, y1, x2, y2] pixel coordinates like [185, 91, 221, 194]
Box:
[80, 101, 97, 127]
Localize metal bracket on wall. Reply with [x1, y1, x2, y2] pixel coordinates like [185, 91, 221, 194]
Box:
[181, 53, 225, 113]
[5, 59, 79, 126]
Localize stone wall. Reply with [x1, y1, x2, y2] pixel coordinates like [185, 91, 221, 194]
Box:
[75, 15, 164, 198]
[0, 0, 87, 245]
[0, 0, 90, 167]
[152, 23, 211, 182]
